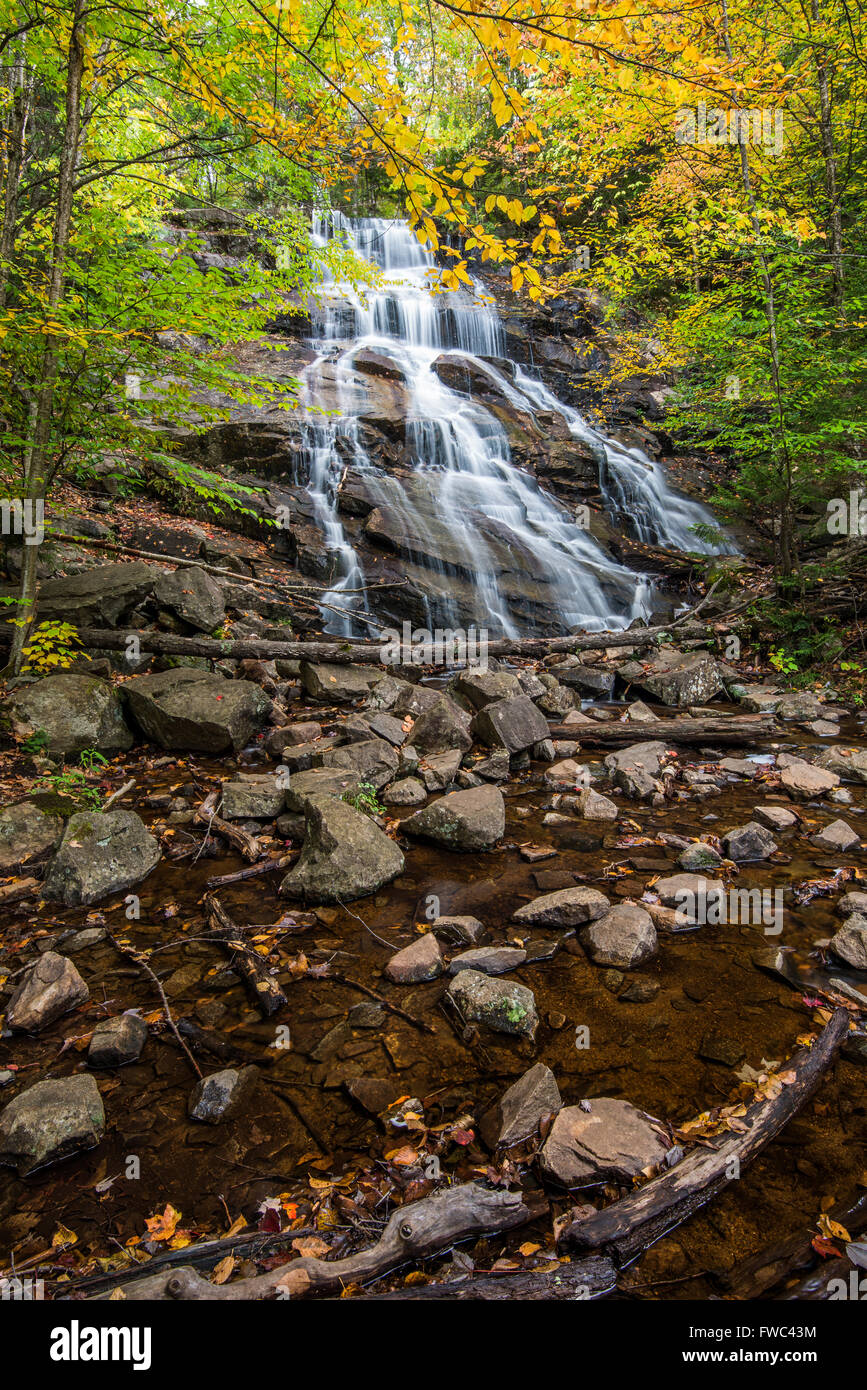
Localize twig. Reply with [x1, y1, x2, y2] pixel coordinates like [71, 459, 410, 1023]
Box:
[105, 932, 202, 1078]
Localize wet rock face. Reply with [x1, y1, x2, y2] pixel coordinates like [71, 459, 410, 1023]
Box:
[779, 758, 840, 800]
[722, 821, 778, 862]
[631, 650, 723, 708]
[0, 800, 64, 874]
[6, 951, 89, 1033]
[472, 695, 550, 754]
[8, 673, 133, 757]
[43, 809, 161, 907]
[402, 784, 505, 851]
[320, 738, 399, 789]
[384, 933, 443, 984]
[539, 1097, 671, 1187]
[580, 903, 658, 969]
[88, 1013, 148, 1068]
[809, 745, 867, 784]
[124, 668, 270, 752]
[188, 1067, 257, 1124]
[221, 774, 285, 820]
[830, 914, 867, 971]
[446, 970, 538, 1038]
[279, 794, 404, 903]
[811, 819, 860, 853]
[153, 566, 226, 632]
[447, 946, 527, 976]
[513, 886, 610, 929]
[0, 1075, 105, 1174]
[481, 1063, 562, 1148]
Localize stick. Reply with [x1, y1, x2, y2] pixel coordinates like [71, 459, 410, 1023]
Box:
[205, 853, 296, 889]
[103, 777, 136, 811]
[559, 1010, 849, 1265]
[322, 970, 437, 1035]
[194, 791, 261, 862]
[203, 893, 288, 1017]
[106, 932, 202, 1078]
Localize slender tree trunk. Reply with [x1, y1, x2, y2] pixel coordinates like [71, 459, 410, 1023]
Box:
[0, 48, 30, 311]
[811, 0, 845, 315]
[6, 0, 87, 675]
[720, 0, 797, 577]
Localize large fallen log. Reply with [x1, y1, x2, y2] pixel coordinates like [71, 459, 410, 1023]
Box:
[91, 1183, 546, 1300]
[69, 609, 721, 667]
[548, 713, 778, 745]
[559, 1009, 849, 1266]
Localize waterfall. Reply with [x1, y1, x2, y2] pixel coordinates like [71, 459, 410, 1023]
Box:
[293, 213, 728, 636]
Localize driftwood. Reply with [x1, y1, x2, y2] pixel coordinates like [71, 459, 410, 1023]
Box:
[203, 893, 287, 1018]
[347, 1254, 617, 1300]
[91, 1183, 545, 1300]
[195, 790, 261, 862]
[0, 876, 40, 905]
[560, 1009, 849, 1265]
[205, 852, 295, 889]
[548, 713, 778, 745]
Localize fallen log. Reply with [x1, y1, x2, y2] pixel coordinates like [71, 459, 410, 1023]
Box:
[346, 1254, 617, 1300]
[69, 598, 724, 668]
[559, 1009, 849, 1266]
[548, 713, 778, 745]
[203, 893, 287, 1018]
[90, 1182, 546, 1300]
[205, 852, 296, 889]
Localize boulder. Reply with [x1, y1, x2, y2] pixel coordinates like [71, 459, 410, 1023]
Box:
[473, 749, 511, 782]
[221, 774, 285, 820]
[283, 767, 362, 811]
[320, 738, 399, 789]
[125, 668, 270, 752]
[279, 795, 404, 903]
[574, 788, 618, 820]
[753, 805, 798, 832]
[6, 951, 89, 1032]
[544, 758, 589, 788]
[513, 886, 609, 929]
[384, 933, 443, 983]
[472, 695, 550, 753]
[829, 915, 867, 970]
[402, 696, 472, 755]
[430, 915, 485, 945]
[581, 903, 658, 969]
[539, 1097, 670, 1187]
[453, 669, 523, 710]
[634, 650, 722, 707]
[0, 800, 63, 873]
[419, 749, 463, 791]
[838, 891, 867, 917]
[654, 873, 724, 921]
[604, 741, 667, 800]
[447, 946, 527, 976]
[780, 758, 839, 801]
[549, 664, 614, 697]
[88, 1012, 148, 1067]
[8, 673, 133, 757]
[300, 661, 383, 703]
[722, 822, 778, 861]
[446, 970, 538, 1038]
[385, 777, 427, 806]
[35, 561, 155, 627]
[188, 1067, 257, 1123]
[678, 841, 724, 872]
[153, 566, 225, 632]
[0, 1074, 105, 1174]
[43, 809, 161, 906]
[811, 819, 860, 853]
[402, 784, 505, 851]
[626, 700, 659, 723]
[480, 1063, 562, 1148]
[809, 746, 867, 784]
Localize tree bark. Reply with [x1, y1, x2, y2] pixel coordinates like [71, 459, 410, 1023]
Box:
[547, 713, 778, 744]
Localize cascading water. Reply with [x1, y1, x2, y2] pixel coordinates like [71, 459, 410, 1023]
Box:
[294, 212, 727, 636]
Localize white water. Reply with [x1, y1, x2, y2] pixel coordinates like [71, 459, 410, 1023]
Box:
[295, 213, 727, 636]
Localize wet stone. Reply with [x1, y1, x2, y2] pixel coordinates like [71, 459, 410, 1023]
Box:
[722, 822, 778, 862]
[810, 819, 861, 853]
[88, 1012, 148, 1068]
[447, 946, 527, 976]
[384, 933, 443, 983]
[7, 951, 89, 1033]
[0, 1074, 105, 1175]
[446, 970, 538, 1038]
[829, 914, 867, 971]
[480, 1063, 562, 1148]
[580, 903, 658, 970]
[698, 1031, 745, 1067]
[188, 1067, 257, 1124]
[539, 1097, 671, 1186]
[513, 886, 609, 929]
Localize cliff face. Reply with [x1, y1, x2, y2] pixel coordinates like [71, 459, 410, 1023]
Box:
[154, 208, 728, 636]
